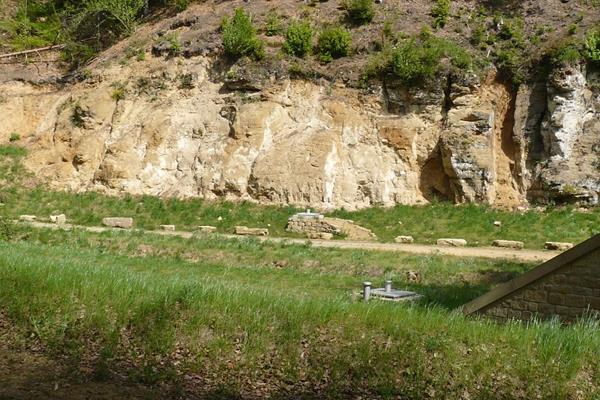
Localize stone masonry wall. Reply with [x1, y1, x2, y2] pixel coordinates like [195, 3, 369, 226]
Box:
[286, 217, 341, 236]
[480, 248, 600, 323]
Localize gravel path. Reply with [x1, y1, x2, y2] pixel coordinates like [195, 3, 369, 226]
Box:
[19, 221, 560, 263]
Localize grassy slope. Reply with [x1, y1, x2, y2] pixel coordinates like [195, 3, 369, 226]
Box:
[0, 228, 599, 398]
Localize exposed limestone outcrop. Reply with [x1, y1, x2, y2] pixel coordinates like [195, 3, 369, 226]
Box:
[0, 53, 598, 210]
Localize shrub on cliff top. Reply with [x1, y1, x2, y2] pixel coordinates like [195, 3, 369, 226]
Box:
[344, 0, 375, 26]
[584, 28, 600, 63]
[283, 20, 313, 58]
[221, 8, 264, 60]
[316, 26, 351, 63]
[390, 33, 473, 84]
[431, 0, 451, 29]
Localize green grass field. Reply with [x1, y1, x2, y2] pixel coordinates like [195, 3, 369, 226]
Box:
[1, 226, 599, 398]
[1, 145, 600, 397]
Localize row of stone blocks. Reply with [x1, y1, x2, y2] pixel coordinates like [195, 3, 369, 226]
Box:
[394, 235, 573, 250]
[18, 215, 270, 236]
[15, 214, 576, 249]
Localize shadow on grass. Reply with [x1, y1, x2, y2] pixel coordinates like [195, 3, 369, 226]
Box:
[406, 269, 521, 310]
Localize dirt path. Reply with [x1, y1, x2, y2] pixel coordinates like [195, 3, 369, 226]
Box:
[19, 221, 560, 263]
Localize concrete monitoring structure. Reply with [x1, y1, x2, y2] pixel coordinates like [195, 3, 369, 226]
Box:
[462, 234, 600, 323]
[286, 210, 377, 241]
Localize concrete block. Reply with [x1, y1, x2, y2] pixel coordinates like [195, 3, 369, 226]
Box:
[102, 217, 133, 229]
[19, 215, 36, 222]
[197, 225, 217, 233]
[544, 241, 574, 251]
[394, 235, 414, 244]
[437, 238, 467, 247]
[235, 226, 269, 236]
[160, 224, 175, 231]
[50, 214, 66, 224]
[492, 239, 524, 249]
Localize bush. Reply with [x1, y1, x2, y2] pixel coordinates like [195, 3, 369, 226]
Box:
[552, 43, 582, 66]
[584, 28, 600, 63]
[0, 216, 15, 242]
[9, 133, 21, 142]
[221, 8, 264, 60]
[110, 82, 127, 101]
[316, 26, 351, 63]
[496, 47, 525, 84]
[264, 11, 283, 36]
[431, 0, 451, 29]
[344, 0, 375, 25]
[283, 21, 313, 57]
[390, 34, 473, 84]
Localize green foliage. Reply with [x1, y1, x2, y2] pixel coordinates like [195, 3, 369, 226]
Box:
[75, 0, 145, 35]
[497, 17, 525, 48]
[316, 26, 351, 63]
[110, 82, 127, 101]
[0, 145, 26, 158]
[584, 28, 600, 63]
[9, 133, 21, 142]
[283, 20, 313, 58]
[1, 226, 600, 397]
[60, 41, 97, 68]
[264, 11, 283, 36]
[552, 43, 582, 66]
[0, 0, 64, 51]
[221, 8, 264, 60]
[496, 47, 525, 84]
[169, 0, 189, 12]
[0, 216, 15, 242]
[431, 0, 451, 29]
[165, 33, 181, 56]
[178, 73, 195, 89]
[390, 34, 473, 85]
[343, 0, 375, 26]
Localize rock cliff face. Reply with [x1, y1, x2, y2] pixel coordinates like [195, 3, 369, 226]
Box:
[1, 54, 599, 210]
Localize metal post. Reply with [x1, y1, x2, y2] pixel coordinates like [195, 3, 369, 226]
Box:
[363, 281, 372, 302]
[385, 280, 392, 293]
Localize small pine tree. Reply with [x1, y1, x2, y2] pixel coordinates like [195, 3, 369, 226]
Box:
[221, 8, 265, 60]
[283, 21, 313, 57]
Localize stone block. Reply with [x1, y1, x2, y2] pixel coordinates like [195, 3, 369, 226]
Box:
[19, 215, 36, 222]
[394, 235, 414, 244]
[437, 238, 467, 247]
[492, 240, 524, 249]
[50, 214, 66, 225]
[537, 303, 555, 315]
[160, 224, 175, 231]
[544, 241, 574, 251]
[102, 217, 133, 229]
[235, 226, 269, 236]
[564, 294, 586, 308]
[548, 293, 565, 305]
[197, 225, 217, 233]
[508, 299, 527, 310]
[588, 297, 600, 309]
[307, 232, 333, 240]
[523, 289, 547, 302]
